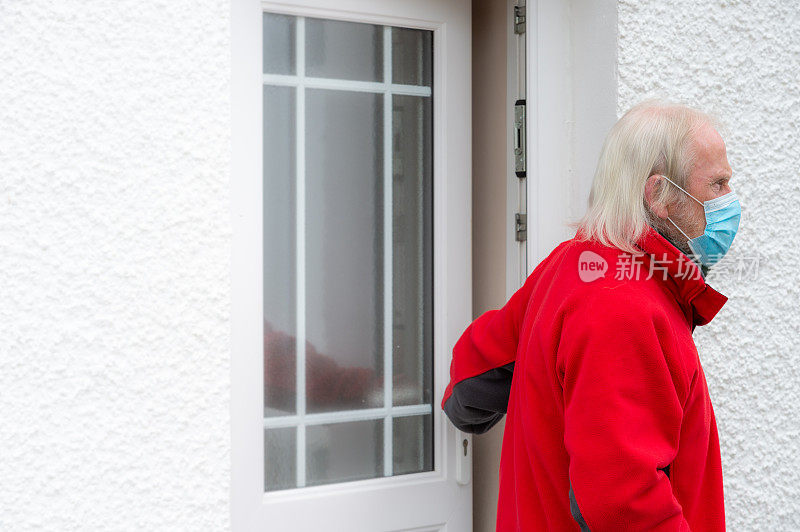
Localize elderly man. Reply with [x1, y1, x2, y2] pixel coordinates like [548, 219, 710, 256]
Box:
[441, 99, 740, 531]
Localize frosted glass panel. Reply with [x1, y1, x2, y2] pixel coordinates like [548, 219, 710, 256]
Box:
[263, 12, 295, 75]
[262, 12, 434, 491]
[306, 420, 383, 486]
[392, 27, 433, 86]
[392, 94, 433, 408]
[263, 86, 297, 417]
[305, 88, 384, 414]
[393, 414, 433, 475]
[265, 428, 296, 492]
[305, 17, 383, 82]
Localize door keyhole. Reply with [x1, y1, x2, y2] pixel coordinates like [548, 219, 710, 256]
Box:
[462, 438, 468, 456]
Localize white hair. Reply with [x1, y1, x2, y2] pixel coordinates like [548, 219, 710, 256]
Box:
[573, 98, 721, 254]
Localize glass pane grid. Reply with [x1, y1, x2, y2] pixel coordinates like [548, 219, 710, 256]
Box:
[382, 23, 394, 479]
[263, 11, 433, 493]
[265, 404, 432, 428]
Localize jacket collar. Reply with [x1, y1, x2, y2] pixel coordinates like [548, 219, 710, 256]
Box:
[633, 224, 728, 329]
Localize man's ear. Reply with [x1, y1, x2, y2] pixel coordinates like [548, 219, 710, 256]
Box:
[644, 174, 669, 219]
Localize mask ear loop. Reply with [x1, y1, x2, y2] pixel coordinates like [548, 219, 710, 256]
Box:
[658, 175, 698, 242]
[660, 174, 705, 207]
[666, 216, 693, 241]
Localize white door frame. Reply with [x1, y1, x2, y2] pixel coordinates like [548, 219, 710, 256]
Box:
[231, 0, 472, 530]
[505, 0, 527, 297]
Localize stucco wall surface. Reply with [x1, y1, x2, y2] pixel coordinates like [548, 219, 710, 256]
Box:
[0, 1, 232, 530]
[618, 1, 800, 528]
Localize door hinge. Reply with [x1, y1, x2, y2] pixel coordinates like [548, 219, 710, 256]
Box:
[515, 213, 527, 242]
[514, 99, 526, 178]
[514, 5, 526, 34]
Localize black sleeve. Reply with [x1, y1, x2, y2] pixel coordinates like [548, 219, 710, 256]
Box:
[442, 361, 515, 434]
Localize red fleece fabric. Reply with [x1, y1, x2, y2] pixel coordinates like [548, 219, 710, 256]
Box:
[441, 225, 728, 531]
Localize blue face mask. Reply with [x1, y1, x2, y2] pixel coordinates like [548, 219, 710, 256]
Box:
[660, 175, 741, 267]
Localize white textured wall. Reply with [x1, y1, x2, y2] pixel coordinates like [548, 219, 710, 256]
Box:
[619, 1, 800, 529]
[0, 1, 232, 530]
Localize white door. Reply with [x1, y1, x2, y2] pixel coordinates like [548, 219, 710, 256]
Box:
[524, 0, 574, 270]
[523, 1, 617, 272]
[231, 0, 472, 530]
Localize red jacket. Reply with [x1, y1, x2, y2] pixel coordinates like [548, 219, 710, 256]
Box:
[441, 225, 728, 531]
